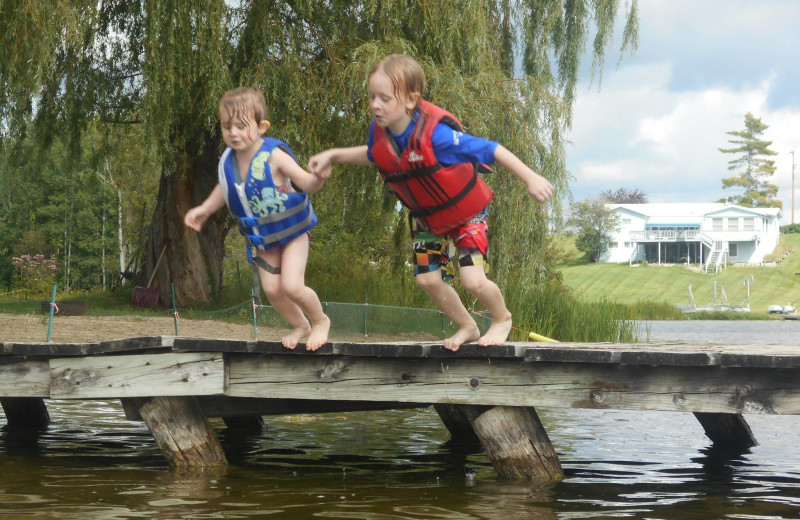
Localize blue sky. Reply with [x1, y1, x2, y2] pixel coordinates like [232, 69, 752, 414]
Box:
[566, 0, 800, 224]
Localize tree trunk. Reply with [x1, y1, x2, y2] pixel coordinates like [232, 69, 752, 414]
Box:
[148, 131, 227, 306]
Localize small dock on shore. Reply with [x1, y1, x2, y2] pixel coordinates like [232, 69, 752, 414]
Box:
[2, 337, 800, 481]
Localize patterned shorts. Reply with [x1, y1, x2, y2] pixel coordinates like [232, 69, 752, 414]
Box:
[411, 209, 489, 280]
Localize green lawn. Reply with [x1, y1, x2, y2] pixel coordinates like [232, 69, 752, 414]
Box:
[558, 234, 800, 315]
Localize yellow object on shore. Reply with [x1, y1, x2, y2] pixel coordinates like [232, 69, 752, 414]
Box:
[528, 331, 558, 343]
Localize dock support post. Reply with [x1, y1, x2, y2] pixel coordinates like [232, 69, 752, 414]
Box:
[461, 405, 564, 481]
[222, 415, 267, 433]
[131, 396, 227, 467]
[0, 398, 50, 430]
[433, 403, 481, 446]
[694, 412, 758, 450]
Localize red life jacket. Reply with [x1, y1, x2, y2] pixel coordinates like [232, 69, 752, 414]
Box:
[370, 100, 494, 236]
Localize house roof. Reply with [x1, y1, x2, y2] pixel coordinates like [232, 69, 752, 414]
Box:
[610, 203, 781, 220]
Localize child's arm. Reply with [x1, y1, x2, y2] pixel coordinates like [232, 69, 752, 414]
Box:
[270, 148, 326, 194]
[494, 145, 554, 202]
[308, 145, 371, 180]
[184, 185, 226, 231]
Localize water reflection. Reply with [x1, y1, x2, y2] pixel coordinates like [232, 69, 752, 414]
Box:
[0, 404, 797, 518]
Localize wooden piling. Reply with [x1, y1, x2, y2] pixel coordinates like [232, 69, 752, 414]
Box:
[461, 405, 564, 481]
[0, 398, 50, 430]
[222, 415, 267, 433]
[433, 403, 481, 447]
[694, 412, 758, 450]
[130, 396, 227, 467]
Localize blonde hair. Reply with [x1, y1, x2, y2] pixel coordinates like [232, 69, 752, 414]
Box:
[218, 87, 268, 124]
[369, 54, 425, 104]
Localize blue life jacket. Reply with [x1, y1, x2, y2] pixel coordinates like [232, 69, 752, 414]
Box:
[218, 138, 317, 261]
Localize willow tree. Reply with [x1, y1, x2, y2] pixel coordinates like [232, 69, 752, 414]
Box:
[1, 1, 638, 308]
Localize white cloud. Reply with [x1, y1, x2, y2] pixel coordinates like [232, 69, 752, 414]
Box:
[565, 0, 800, 224]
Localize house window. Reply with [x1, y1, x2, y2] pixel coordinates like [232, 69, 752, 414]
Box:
[622, 218, 631, 226]
[729, 243, 738, 257]
[743, 217, 754, 231]
[624, 242, 633, 248]
[712, 218, 722, 231]
[728, 218, 739, 231]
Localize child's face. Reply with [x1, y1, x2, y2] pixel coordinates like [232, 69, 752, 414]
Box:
[219, 108, 267, 153]
[368, 72, 418, 134]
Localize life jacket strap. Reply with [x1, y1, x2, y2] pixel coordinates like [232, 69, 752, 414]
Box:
[408, 167, 480, 218]
[245, 210, 316, 248]
[381, 164, 441, 182]
[238, 197, 311, 227]
[253, 256, 281, 275]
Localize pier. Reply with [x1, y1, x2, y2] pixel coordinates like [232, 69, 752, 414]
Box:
[2, 336, 799, 481]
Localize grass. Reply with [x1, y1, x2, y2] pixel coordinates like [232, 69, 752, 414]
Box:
[558, 233, 800, 316]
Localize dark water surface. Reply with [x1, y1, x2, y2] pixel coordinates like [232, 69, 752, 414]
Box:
[2, 321, 799, 519]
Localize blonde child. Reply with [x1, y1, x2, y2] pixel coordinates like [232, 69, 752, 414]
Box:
[308, 55, 552, 351]
[185, 87, 330, 350]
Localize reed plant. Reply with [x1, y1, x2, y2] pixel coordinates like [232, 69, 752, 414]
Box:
[502, 280, 638, 343]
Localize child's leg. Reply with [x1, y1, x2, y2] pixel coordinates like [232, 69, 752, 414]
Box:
[458, 265, 513, 346]
[256, 248, 311, 349]
[415, 270, 480, 351]
[278, 234, 330, 351]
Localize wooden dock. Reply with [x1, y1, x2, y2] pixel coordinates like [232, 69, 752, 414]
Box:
[3, 336, 800, 480]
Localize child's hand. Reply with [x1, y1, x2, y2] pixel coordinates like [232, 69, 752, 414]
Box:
[526, 173, 554, 202]
[184, 206, 209, 232]
[308, 151, 333, 180]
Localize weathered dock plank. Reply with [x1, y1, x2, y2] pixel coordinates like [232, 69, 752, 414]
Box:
[49, 352, 225, 399]
[0, 358, 50, 397]
[4, 336, 171, 357]
[224, 353, 800, 415]
[172, 338, 528, 358]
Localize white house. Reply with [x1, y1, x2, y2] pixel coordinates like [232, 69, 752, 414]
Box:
[602, 203, 782, 272]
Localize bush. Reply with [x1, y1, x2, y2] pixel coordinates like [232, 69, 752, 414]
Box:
[11, 254, 57, 299]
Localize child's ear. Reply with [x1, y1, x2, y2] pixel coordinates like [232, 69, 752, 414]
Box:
[405, 92, 421, 113]
[259, 120, 271, 134]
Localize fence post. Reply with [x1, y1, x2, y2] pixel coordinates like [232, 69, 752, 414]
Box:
[171, 283, 179, 335]
[46, 284, 57, 342]
[251, 289, 258, 340]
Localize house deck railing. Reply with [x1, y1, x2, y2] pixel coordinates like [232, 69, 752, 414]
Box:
[629, 229, 700, 241]
[628, 229, 759, 243]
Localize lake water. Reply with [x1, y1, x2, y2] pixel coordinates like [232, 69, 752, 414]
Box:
[2, 321, 800, 519]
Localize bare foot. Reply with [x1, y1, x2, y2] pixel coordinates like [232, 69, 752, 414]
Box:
[443, 324, 481, 352]
[282, 324, 311, 350]
[478, 316, 513, 346]
[305, 315, 331, 351]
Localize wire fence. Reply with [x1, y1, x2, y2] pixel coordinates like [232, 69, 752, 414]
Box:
[173, 299, 492, 340]
[1, 288, 494, 341]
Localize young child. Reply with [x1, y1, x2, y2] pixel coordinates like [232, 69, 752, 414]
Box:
[185, 87, 330, 350]
[308, 54, 553, 351]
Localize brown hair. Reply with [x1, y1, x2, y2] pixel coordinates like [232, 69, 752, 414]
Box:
[369, 54, 425, 104]
[218, 86, 268, 124]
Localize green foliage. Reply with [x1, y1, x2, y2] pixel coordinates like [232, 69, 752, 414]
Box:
[567, 198, 620, 262]
[719, 112, 780, 208]
[599, 187, 648, 203]
[560, 233, 800, 316]
[1, 1, 640, 339]
[505, 281, 637, 342]
[781, 223, 800, 234]
[11, 254, 57, 298]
